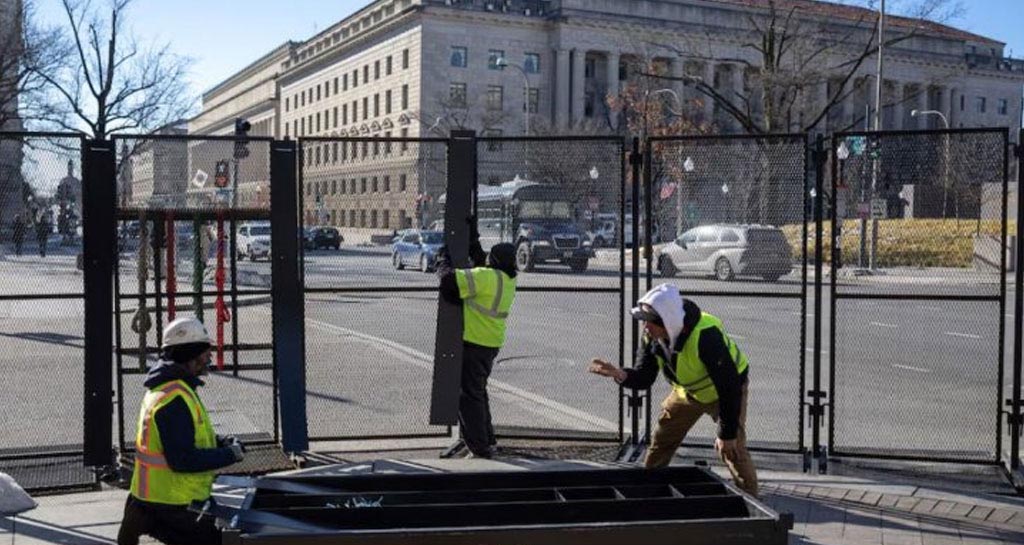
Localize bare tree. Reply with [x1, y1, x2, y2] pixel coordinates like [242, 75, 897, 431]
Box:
[37, 0, 195, 139]
[0, 0, 68, 129]
[642, 0, 964, 135]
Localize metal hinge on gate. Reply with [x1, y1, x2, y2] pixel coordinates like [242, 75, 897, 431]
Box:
[807, 390, 828, 419]
[1006, 399, 1024, 437]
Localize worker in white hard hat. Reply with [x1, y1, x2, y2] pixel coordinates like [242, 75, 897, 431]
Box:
[118, 317, 244, 545]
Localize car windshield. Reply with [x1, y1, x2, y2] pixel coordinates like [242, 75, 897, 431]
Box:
[421, 232, 444, 244]
[746, 229, 787, 246]
[250, 226, 271, 236]
[519, 200, 572, 220]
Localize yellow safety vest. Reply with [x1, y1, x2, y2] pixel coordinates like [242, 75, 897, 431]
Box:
[652, 312, 749, 404]
[455, 267, 516, 348]
[130, 379, 217, 505]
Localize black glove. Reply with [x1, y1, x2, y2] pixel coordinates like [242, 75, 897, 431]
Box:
[226, 437, 246, 462]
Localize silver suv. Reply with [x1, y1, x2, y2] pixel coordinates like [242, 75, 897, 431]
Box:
[656, 224, 793, 282]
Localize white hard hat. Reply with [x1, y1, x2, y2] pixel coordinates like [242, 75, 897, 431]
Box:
[161, 317, 212, 349]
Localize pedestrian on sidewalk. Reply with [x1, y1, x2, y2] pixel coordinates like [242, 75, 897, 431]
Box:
[11, 214, 24, 256]
[118, 317, 245, 545]
[435, 221, 518, 459]
[35, 215, 49, 258]
[589, 283, 759, 496]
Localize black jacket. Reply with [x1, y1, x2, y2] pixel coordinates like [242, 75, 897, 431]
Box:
[142, 362, 237, 473]
[620, 299, 748, 441]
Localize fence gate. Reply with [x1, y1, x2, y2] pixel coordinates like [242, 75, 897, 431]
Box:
[111, 135, 280, 456]
[828, 128, 1010, 465]
[643, 134, 810, 458]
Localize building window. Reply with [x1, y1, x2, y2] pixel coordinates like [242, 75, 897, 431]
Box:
[998, 98, 1008, 115]
[333, 77, 338, 94]
[386, 55, 393, 75]
[450, 83, 468, 108]
[402, 49, 409, 69]
[373, 139, 380, 156]
[363, 97, 369, 120]
[333, 107, 338, 128]
[584, 91, 594, 117]
[524, 53, 540, 74]
[360, 210, 366, 228]
[372, 177, 379, 193]
[371, 210, 378, 228]
[976, 96, 986, 113]
[332, 142, 338, 163]
[316, 85, 321, 101]
[315, 146, 321, 165]
[316, 113, 321, 132]
[488, 49, 505, 70]
[960, 94, 965, 111]
[349, 179, 356, 193]
[324, 81, 330, 98]
[384, 131, 392, 154]
[361, 178, 367, 193]
[486, 85, 503, 111]
[363, 65, 369, 83]
[343, 74, 348, 91]
[352, 100, 358, 121]
[353, 69, 358, 87]
[486, 130, 503, 152]
[300, 93, 305, 107]
[584, 58, 595, 78]
[362, 141, 368, 158]
[349, 210, 356, 226]
[300, 118, 305, 135]
[385, 90, 392, 114]
[383, 210, 390, 228]
[374, 93, 380, 117]
[374, 60, 380, 80]
[400, 128, 408, 151]
[331, 180, 337, 195]
[401, 85, 409, 110]
[285, 97, 290, 112]
[400, 173, 407, 192]
[384, 175, 391, 192]
[526, 88, 539, 113]
[450, 46, 468, 68]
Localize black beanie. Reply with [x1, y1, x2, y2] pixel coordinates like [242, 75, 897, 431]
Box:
[487, 243, 517, 278]
[162, 342, 211, 364]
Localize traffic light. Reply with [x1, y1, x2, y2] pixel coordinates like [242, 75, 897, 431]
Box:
[233, 118, 251, 160]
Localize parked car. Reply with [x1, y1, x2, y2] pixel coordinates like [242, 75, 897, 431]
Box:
[237, 222, 272, 261]
[392, 229, 444, 272]
[307, 226, 343, 250]
[656, 224, 793, 282]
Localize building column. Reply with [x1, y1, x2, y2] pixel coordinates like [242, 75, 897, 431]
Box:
[702, 62, 715, 124]
[669, 57, 685, 106]
[892, 81, 905, 130]
[840, 81, 855, 130]
[939, 86, 952, 128]
[606, 51, 620, 128]
[554, 48, 570, 128]
[570, 48, 586, 125]
[915, 84, 929, 129]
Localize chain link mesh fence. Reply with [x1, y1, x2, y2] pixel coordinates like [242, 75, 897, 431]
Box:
[299, 137, 450, 440]
[830, 129, 1009, 462]
[646, 135, 808, 452]
[0, 133, 95, 489]
[113, 135, 277, 450]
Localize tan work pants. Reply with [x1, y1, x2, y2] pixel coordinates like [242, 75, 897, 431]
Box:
[644, 385, 759, 497]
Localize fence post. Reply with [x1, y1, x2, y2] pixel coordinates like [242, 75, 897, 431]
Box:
[430, 130, 475, 426]
[82, 139, 116, 468]
[1011, 131, 1023, 472]
[809, 134, 828, 473]
[270, 139, 308, 453]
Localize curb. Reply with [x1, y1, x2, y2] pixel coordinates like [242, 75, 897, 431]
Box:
[763, 482, 1024, 532]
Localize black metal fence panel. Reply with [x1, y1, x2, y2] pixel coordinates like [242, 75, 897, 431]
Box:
[646, 135, 809, 454]
[829, 129, 1009, 463]
[112, 135, 277, 450]
[298, 137, 450, 441]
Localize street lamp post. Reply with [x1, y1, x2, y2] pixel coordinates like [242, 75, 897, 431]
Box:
[496, 58, 531, 136]
[911, 109, 952, 219]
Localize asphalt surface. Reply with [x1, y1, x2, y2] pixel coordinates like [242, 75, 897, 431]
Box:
[0, 241, 1018, 468]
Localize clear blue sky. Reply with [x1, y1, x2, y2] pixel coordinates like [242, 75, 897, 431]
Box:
[35, 0, 1024, 99]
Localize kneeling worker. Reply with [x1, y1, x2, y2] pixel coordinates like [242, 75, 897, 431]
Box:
[589, 284, 758, 496]
[118, 317, 245, 545]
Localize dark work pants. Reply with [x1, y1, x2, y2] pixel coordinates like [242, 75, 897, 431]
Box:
[459, 342, 500, 456]
[118, 495, 220, 545]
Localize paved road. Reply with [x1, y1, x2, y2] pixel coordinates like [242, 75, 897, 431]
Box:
[0, 243, 1019, 467]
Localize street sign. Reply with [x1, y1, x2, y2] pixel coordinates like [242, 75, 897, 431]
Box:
[190, 169, 209, 189]
[848, 136, 866, 156]
[870, 198, 887, 219]
[214, 160, 230, 188]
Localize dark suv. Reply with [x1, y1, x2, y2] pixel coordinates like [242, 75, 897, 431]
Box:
[656, 224, 793, 282]
[307, 227, 343, 250]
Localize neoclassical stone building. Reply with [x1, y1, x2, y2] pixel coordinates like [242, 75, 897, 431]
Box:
[190, 0, 1023, 231]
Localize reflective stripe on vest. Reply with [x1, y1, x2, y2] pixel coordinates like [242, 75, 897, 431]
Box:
[456, 267, 516, 348]
[654, 312, 749, 404]
[131, 379, 217, 505]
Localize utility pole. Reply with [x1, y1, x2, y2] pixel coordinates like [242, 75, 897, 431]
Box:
[869, 0, 885, 271]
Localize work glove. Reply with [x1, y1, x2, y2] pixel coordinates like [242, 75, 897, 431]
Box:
[226, 437, 246, 462]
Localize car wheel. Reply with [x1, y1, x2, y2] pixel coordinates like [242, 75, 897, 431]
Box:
[420, 253, 430, 273]
[715, 257, 735, 281]
[515, 243, 534, 272]
[568, 258, 588, 273]
[393, 252, 404, 270]
[658, 256, 677, 278]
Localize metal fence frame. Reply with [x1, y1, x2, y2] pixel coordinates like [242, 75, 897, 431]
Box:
[641, 133, 811, 459]
[826, 128, 1011, 467]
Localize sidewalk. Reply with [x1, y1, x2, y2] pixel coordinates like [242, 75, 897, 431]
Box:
[3, 458, 1023, 544]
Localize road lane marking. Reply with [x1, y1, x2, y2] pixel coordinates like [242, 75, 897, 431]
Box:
[289, 311, 619, 432]
[870, 322, 898, 328]
[944, 331, 982, 340]
[893, 364, 930, 373]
